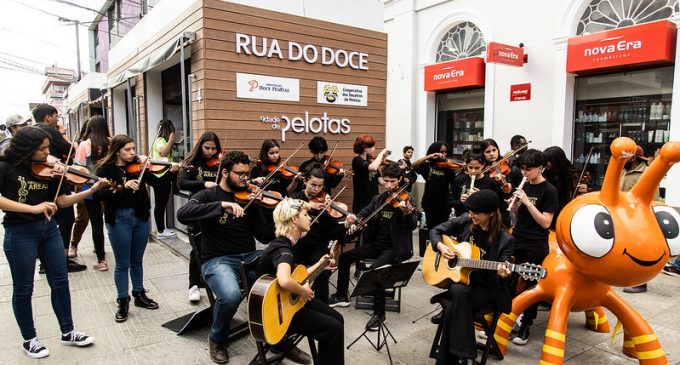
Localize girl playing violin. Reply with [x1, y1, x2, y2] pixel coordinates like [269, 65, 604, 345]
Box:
[178, 131, 222, 303]
[480, 139, 514, 226]
[412, 141, 457, 229]
[250, 139, 296, 197]
[0, 127, 107, 359]
[73, 115, 110, 271]
[289, 166, 347, 303]
[94, 134, 180, 323]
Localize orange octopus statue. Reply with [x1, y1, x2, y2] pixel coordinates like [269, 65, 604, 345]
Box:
[493, 137, 680, 365]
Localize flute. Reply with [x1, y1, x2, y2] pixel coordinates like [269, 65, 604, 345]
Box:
[507, 176, 528, 211]
[469, 174, 476, 191]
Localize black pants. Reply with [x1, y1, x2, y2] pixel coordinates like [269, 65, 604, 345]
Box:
[336, 243, 394, 315]
[187, 225, 202, 288]
[423, 204, 450, 229]
[511, 236, 549, 325]
[55, 205, 75, 250]
[84, 199, 106, 262]
[287, 298, 344, 365]
[436, 283, 494, 363]
[151, 172, 175, 232]
[294, 243, 331, 303]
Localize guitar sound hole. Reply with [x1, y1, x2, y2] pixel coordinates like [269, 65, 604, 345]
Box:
[290, 294, 299, 304]
[446, 255, 459, 269]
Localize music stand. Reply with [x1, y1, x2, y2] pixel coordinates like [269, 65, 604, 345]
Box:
[346, 261, 419, 365]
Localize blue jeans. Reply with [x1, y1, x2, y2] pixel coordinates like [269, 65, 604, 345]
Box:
[3, 219, 74, 340]
[202, 250, 261, 344]
[106, 208, 150, 299]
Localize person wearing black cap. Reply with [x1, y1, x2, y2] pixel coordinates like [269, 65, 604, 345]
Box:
[429, 190, 514, 365]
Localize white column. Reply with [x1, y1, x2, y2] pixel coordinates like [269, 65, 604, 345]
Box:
[551, 36, 575, 157]
[483, 61, 496, 138]
[664, 14, 680, 207]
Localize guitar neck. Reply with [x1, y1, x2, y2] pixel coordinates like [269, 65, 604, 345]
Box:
[456, 258, 515, 273]
[304, 258, 332, 284]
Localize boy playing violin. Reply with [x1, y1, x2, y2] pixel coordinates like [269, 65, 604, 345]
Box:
[291, 136, 345, 194]
[289, 165, 347, 303]
[328, 162, 417, 331]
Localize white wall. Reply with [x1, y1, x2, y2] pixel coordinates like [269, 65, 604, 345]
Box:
[146, 71, 164, 144]
[111, 85, 128, 135]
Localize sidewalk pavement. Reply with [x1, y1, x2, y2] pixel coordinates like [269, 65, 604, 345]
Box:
[1, 223, 679, 364]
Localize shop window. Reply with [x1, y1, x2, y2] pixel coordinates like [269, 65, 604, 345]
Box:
[573, 66, 673, 194]
[161, 59, 191, 161]
[577, 0, 679, 35]
[436, 89, 485, 157]
[436, 22, 486, 63]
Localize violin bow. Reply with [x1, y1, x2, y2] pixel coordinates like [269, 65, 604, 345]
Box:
[51, 132, 79, 206]
[241, 178, 275, 211]
[572, 146, 594, 200]
[481, 140, 532, 175]
[215, 131, 229, 184]
[310, 185, 347, 226]
[350, 184, 409, 232]
[324, 140, 340, 168]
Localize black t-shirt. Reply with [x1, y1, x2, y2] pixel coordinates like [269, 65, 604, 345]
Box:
[289, 190, 345, 251]
[513, 180, 559, 240]
[352, 156, 379, 213]
[257, 237, 296, 277]
[36, 124, 72, 161]
[451, 174, 503, 217]
[176, 186, 274, 263]
[177, 159, 218, 196]
[374, 204, 396, 249]
[299, 158, 343, 194]
[415, 162, 455, 210]
[0, 162, 67, 224]
[94, 163, 153, 225]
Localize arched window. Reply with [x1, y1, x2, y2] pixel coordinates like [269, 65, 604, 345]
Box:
[435, 22, 486, 63]
[577, 0, 679, 35]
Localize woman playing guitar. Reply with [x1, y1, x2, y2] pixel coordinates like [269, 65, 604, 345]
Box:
[428, 190, 513, 365]
[254, 198, 345, 365]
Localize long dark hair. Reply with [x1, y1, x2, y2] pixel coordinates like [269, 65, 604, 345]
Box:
[426, 141, 449, 158]
[479, 139, 500, 165]
[77, 119, 90, 144]
[543, 146, 579, 206]
[471, 208, 507, 247]
[156, 119, 175, 141]
[2, 127, 51, 166]
[258, 139, 280, 165]
[184, 131, 222, 165]
[86, 116, 110, 163]
[96, 134, 133, 169]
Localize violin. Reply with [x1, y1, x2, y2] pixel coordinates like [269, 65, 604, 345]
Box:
[323, 155, 347, 175]
[182, 156, 221, 172]
[265, 162, 300, 180]
[434, 158, 464, 171]
[386, 188, 416, 213]
[349, 185, 411, 233]
[126, 155, 174, 175]
[486, 159, 511, 178]
[233, 184, 283, 209]
[308, 192, 350, 219]
[32, 157, 114, 189]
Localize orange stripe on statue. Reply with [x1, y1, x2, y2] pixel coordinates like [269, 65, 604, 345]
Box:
[494, 137, 678, 365]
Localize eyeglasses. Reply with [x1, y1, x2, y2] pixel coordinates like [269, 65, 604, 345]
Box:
[231, 171, 249, 180]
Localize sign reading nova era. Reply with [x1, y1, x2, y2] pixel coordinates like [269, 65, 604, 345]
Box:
[486, 42, 524, 66]
[260, 112, 351, 142]
[235, 33, 369, 70]
[423, 57, 485, 91]
[567, 20, 677, 74]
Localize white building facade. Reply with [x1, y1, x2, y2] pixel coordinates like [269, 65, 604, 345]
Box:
[384, 0, 680, 206]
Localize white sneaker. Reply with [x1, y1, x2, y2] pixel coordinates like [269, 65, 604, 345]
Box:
[477, 329, 488, 340]
[188, 285, 201, 302]
[157, 229, 177, 239]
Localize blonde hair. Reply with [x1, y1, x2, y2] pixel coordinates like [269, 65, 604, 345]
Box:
[273, 198, 310, 237]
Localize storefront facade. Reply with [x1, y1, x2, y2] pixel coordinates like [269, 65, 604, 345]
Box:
[384, 0, 680, 206]
[102, 0, 385, 231]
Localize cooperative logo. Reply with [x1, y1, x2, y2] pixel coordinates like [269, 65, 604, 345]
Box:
[260, 112, 351, 141]
[323, 84, 339, 103]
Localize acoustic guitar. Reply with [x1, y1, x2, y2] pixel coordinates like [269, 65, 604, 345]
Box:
[422, 235, 546, 289]
[248, 241, 338, 345]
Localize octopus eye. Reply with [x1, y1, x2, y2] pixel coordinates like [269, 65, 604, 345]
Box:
[570, 204, 615, 258]
[653, 206, 680, 256]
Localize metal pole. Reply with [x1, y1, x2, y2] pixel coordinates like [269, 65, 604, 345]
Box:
[180, 41, 189, 158]
[75, 21, 81, 81]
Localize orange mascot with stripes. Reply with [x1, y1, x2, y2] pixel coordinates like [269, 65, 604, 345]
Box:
[494, 137, 679, 365]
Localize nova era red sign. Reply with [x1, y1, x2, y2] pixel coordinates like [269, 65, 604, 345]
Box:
[487, 42, 524, 66]
[510, 83, 531, 101]
[424, 57, 485, 91]
[567, 20, 676, 74]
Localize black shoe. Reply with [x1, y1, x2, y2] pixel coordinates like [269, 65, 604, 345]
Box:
[328, 294, 351, 308]
[354, 269, 363, 279]
[208, 336, 229, 364]
[67, 259, 87, 272]
[38, 264, 45, 274]
[431, 309, 444, 324]
[271, 342, 312, 364]
[60, 330, 94, 346]
[22, 337, 49, 359]
[116, 297, 130, 322]
[365, 313, 386, 331]
[512, 323, 530, 345]
[132, 290, 159, 309]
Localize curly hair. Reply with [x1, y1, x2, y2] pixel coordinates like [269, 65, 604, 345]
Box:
[308, 136, 328, 154]
[2, 127, 51, 166]
[221, 150, 251, 172]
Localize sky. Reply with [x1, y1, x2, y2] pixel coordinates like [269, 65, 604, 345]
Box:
[0, 0, 105, 120]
